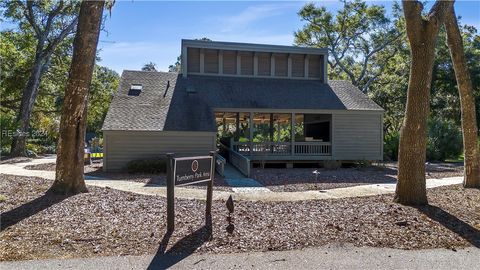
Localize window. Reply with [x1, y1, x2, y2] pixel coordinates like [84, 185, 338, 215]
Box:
[128, 84, 142, 96]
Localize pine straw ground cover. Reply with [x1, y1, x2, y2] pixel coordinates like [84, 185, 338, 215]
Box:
[1, 174, 479, 261]
[251, 162, 464, 191]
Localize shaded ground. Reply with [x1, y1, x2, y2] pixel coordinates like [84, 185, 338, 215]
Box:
[0, 157, 31, 164]
[1, 174, 478, 261]
[252, 162, 464, 192]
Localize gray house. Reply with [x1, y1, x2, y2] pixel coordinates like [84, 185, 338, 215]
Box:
[102, 39, 383, 173]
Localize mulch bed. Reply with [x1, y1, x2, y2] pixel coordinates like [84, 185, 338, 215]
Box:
[1, 174, 479, 261]
[252, 163, 464, 192]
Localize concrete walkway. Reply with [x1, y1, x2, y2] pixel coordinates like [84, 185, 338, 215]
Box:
[223, 163, 271, 193]
[0, 156, 464, 202]
[1, 245, 478, 270]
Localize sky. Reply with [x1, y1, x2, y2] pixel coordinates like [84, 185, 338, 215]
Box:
[96, 0, 480, 73]
[5, 1, 478, 73]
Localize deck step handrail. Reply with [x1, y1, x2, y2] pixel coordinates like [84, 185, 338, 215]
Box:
[229, 150, 251, 177]
[215, 153, 226, 176]
[218, 141, 251, 177]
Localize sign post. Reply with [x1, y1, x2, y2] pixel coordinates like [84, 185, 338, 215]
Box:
[166, 153, 175, 232]
[166, 152, 215, 233]
[206, 151, 214, 218]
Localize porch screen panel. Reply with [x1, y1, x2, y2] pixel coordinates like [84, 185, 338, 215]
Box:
[273, 114, 291, 142]
[240, 52, 254, 75]
[238, 112, 250, 141]
[257, 53, 271, 76]
[253, 113, 271, 142]
[215, 112, 237, 145]
[222, 50, 236, 74]
[274, 53, 288, 77]
[295, 114, 305, 141]
[308, 54, 321, 78]
[204, 49, 219, 74]
[291, 54, 305, 77]
[187, 48, 200, 73]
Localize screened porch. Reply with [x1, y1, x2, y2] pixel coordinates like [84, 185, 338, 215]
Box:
[215, 112, 332, 159]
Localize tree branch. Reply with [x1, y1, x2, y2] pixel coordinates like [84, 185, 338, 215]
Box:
[22, 1, 42, 38]
[44, 16, 78, 58]
[44, 0, 65, 35]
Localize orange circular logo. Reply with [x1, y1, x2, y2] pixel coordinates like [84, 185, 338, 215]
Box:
[191, 160, 199, 172]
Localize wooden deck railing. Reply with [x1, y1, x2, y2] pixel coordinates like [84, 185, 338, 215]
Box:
[294, 142, 331, 156]
[231, 141, 331, 156]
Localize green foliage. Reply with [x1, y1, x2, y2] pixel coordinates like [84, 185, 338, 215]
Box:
[383, 119, 463, 162]
[384, 131, 400, 161]
[142, 62, 157, 72]
[427, 118, 463, 161]
[88, 66, 119, 134]
[126, 158, 167, 174]
[295, 0, 401, 92]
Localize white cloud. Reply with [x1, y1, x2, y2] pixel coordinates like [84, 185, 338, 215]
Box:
[214, 3, 297, 33]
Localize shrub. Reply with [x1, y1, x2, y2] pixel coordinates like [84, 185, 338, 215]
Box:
[126, 158, 166, 173]
[384, 131, 400, 161]
[427, 118, 463, 161]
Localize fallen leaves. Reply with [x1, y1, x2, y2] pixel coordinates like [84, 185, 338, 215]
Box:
[0, 173, 478, 262]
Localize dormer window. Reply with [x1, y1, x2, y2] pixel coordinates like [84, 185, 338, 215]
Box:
[128, 84, 142, 96]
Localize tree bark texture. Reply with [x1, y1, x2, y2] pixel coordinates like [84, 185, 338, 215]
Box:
[444, 7, 480, 188]
[395, 0, 454, 205]
[10, 43, 50, 157]
[51, 0, 104, 194]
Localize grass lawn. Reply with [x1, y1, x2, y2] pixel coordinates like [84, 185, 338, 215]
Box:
[1, 173, 479, 261]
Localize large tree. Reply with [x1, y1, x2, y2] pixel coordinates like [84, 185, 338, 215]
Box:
[294, 0, 401, 92]
[2, 0, 80, 157]
[394, 0, 454, 205]
[443, 5, 480, 188]
[142, 61, 157, 72]
[51, 0, 105, 194]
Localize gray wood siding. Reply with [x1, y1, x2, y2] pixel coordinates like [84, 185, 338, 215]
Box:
[274, 53, 288, 77]
[332, 113, 383, 160]
[104, 131, 216, 171]
[291, 54, 305, 77]
[223, 50, 236, 74]
[240, 52, 254, 75]
[187, 48, 200, 73]
[204, 49, 219, 73]
[257, 53, 271, 76]
[308, 55, 321, 79]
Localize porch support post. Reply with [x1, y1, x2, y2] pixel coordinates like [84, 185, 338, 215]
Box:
[235, 112, 240, 141]
[249, 112, 253, 156]
[291, 113, 295, 156]
[270, 113, 274, 153]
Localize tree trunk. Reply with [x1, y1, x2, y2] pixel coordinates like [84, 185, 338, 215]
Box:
[50, 0, 104, 194]
[444, 8, 480, 188]
[394, 0, 453, 205]
[10, 48, 48, 157]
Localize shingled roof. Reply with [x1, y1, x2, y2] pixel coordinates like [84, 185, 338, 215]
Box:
[102, 70, 383, 132]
